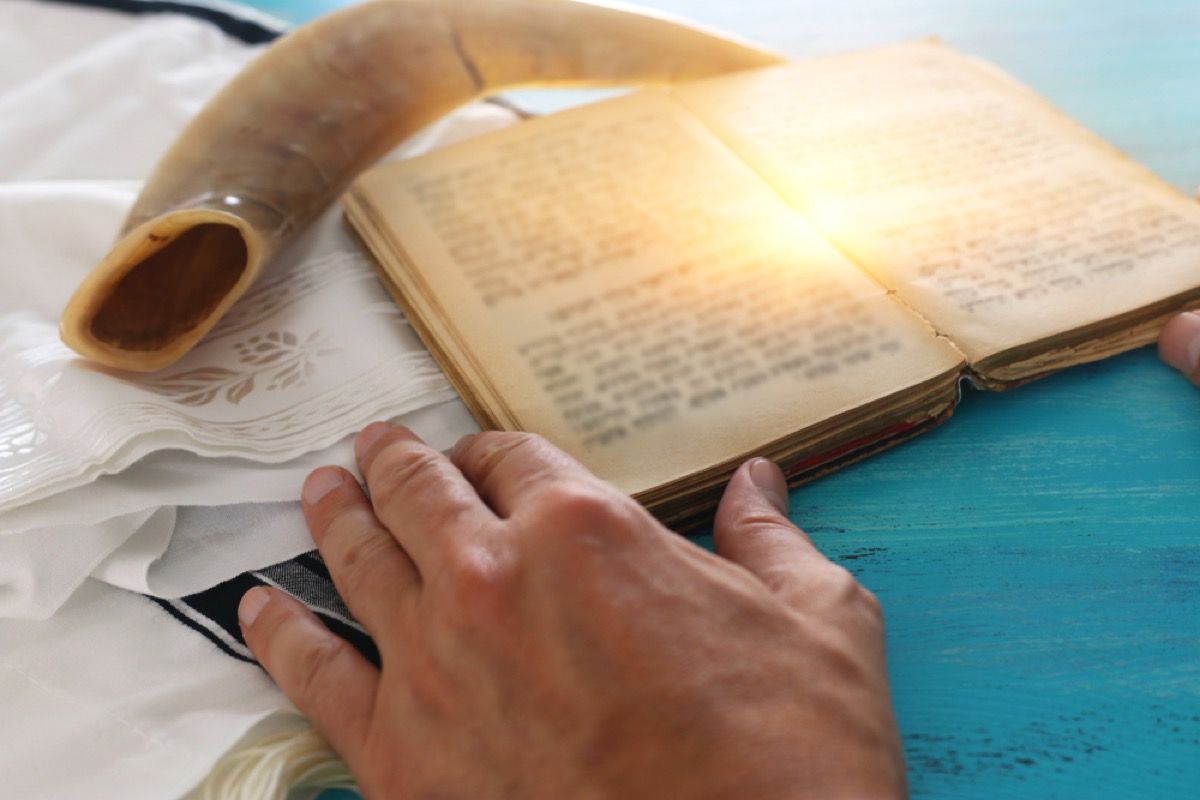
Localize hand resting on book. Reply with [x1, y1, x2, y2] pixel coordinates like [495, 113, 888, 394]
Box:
[237, 423, 906, 799]
[1159, 312, 1200, 388]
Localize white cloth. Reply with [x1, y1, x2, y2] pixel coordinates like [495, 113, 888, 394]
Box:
[0, 398, 479, 618]
[0, 179, 455, 508]
[0, 1, 498, 794]
[0, 578, 298, 800]
[0, 506, 175, 618]
[0, 0, 508, 617]
[92, 399, 479, 599]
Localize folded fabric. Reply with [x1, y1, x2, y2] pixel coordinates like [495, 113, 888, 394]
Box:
[91, 398, 479, 601]
[0, 0, 524, 619]
[0, 397, 479, 618]
[0, 506, 174, 618]
[0, 577, 299, 800]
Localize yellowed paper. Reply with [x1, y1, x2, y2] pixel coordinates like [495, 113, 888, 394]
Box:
[349, 92, 963, 495]
[675, 42, 1200, 366]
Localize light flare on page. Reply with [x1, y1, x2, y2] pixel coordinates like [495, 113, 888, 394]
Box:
[781, 179, 947, 291]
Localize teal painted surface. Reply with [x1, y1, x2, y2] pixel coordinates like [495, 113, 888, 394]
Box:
[794, 348, 1200, 797]
[230, 1, 1200, 797]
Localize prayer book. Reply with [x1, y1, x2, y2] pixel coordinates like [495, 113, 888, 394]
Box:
[342, 42, 1200, 528]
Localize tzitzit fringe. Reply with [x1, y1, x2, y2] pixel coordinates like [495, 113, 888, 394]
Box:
[192, 725, 356, 799]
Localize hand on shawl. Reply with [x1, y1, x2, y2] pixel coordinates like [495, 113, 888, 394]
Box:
[238, 423, 906, 800]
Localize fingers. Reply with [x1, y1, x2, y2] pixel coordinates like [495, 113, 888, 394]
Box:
[239, 587, 378, 769]
[449, 430, 605, 517]
[1158, 311, 1200, 387]
[712, 458, 828, 595]
[301, 466, 419, 636]
[354, 423, 498, 577]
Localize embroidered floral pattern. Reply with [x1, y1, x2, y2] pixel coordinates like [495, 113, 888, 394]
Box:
[208, 265, 323, 339]
[207, 253, 371, 341]
[0, 245, 449, 508]
[140, 330, 341, 406]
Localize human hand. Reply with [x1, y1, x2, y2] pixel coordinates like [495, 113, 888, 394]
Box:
[1159, 312, 1200, 388]
[238, 424, 906, 799]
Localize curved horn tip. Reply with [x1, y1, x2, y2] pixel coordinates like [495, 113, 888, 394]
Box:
[60, 212, 263, 373]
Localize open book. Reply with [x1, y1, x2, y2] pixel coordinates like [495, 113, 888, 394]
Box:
[343, 42, 1200, 528]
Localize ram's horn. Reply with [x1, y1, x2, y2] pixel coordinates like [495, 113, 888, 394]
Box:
[59, 0, 782, 372]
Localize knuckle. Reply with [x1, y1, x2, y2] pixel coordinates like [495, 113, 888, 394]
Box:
[754, 562, 803, 595]
[718, 518, 808, 592]
[541, 483, 622, 524]
[441, 545, 519, 629]
[817, 564, 883, 622]
[818, 563, 861, 596]
[331, 525, 393, 591]
[857, 585, 885, 626]
[445, 543, 505, 585]
[293, 635, 347, 704]
[728, 514, 799, 551]
[529, 483, 634, 538]
[475, 429, 542, 451]
[456, 431, 544, 480]
[367, 441, 446, 498]
[738, 510, 791, 531]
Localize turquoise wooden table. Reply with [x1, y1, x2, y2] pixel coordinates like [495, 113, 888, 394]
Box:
[240, 1, 1200, 797]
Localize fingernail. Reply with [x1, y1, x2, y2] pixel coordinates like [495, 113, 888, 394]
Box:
[302, 467, 344, 505]
[239, 586, 271, 628]
[748, 457, 788, 514]
[1159, 311, 1200, 373]
[354, 422, 391, 462]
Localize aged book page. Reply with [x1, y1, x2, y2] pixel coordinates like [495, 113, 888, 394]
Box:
[674, 42, 1200, 372]
[345, 91, 963, 497]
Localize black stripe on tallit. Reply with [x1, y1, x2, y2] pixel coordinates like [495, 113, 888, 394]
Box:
[151, 596, 258, 663]
[43, 0, 284, 44]
[155, 553, 382, 667]
[180, 571, 264, 646]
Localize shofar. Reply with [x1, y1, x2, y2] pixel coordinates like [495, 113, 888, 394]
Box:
[59, 0, 781, 372]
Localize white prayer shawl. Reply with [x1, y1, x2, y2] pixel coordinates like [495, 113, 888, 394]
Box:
[2, 579, 303, 799]
[0, 0, 508, 618]
[0, 0, 511, 795]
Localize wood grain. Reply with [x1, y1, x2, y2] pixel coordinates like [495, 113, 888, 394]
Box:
[242, 1, 1200, 796]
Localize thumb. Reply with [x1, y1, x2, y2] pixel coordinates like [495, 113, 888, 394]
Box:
[712, 458, 827, 592]
[1158, 312, 1200, 388]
